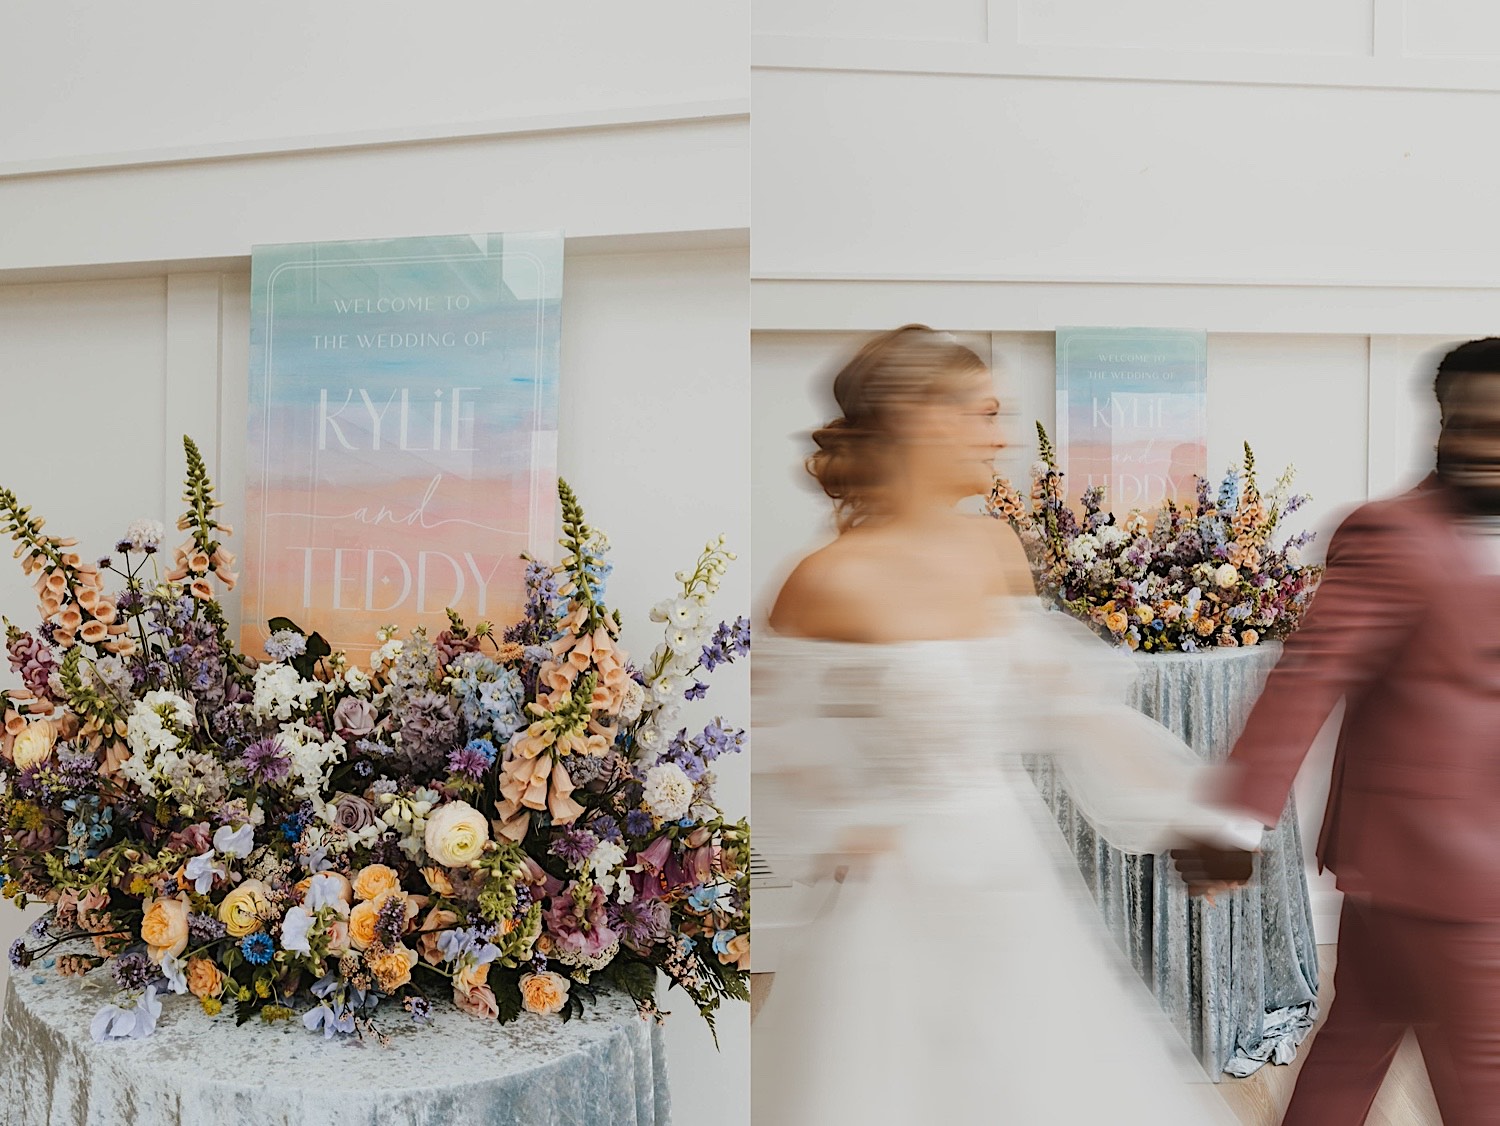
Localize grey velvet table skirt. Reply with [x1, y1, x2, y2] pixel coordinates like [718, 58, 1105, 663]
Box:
[1029, 642, 1320, 1080]
[0, 959, 670, 1126]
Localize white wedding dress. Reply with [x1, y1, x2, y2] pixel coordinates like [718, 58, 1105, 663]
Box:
[752, 604, 1241, 1125]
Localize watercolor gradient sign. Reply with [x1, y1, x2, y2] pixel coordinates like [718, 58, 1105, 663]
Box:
[244, 231, 562, 658]
[1055, 327, 1207, 512]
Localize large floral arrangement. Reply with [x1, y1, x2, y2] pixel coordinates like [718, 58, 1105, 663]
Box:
[1, 438, 750, 1043]
[986, 424, 1323, 653]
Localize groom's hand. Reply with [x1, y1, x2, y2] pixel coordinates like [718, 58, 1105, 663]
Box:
[1170, 837, 1255, 902]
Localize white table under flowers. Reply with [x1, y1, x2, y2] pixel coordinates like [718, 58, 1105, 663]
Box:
[1, 953, 668, 1126]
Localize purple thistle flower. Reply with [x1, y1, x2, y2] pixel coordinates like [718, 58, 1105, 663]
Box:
[551, 828, 599, 868]
[242, 737, 291, 785]
[111, 951, 155, 992]
[446, 745, 491, 781]
[610, 898, 670, 955]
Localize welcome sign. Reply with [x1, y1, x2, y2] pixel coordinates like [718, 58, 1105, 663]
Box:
[1055, 327, 1207, 512]
[244, 231, 562, 658]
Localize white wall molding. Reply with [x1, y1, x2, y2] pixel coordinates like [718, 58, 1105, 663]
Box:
[753, 276, 1500, 336]
[0, 100, 749, 182]
[753, 34, 1500, 95]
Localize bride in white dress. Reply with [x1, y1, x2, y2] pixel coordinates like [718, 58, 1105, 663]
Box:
[752, 326, 1244, 1124]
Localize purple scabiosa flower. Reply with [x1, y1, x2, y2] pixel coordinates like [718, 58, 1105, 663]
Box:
[9, 937, 31, 970]
[446, 744, 491, 782]
[550, 828, 599, 868]
[624, 811, 653, 838]
[188, 912, 227, 943]
[110, 950, 155, 992]
[242, 737, 291, 785]
[263, 629, 307, 662]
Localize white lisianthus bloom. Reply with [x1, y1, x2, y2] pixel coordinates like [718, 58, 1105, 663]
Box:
[643, 762, 694, 821]
[585, 840, 628, 896]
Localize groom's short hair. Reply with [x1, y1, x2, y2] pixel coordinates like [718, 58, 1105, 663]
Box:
[1436, 338, 1500, 414]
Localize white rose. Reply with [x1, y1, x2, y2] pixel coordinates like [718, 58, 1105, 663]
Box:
[424, 800, 491, 867]
[1214, 563, 1240, 589]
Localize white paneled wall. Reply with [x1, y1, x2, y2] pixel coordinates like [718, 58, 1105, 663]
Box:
[0, 245, 749, 1122]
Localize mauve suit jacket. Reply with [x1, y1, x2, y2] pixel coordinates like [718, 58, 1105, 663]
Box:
[1223, 477, 1500, 922]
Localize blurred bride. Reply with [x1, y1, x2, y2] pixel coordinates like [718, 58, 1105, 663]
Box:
[752, 326, 1246, 1124]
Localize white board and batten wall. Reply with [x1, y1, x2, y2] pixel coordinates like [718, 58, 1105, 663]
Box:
[752, 0, 1500, 946]
[0, 5, 749, 1121]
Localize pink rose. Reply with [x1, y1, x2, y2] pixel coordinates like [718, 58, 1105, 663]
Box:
[453, 983, 499, 1020]
[333, 697, 378, 739]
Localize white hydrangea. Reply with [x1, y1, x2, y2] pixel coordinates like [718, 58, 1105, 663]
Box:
[1097, 525, 1128, 549]
[1064, 534, 1099, 564]
[121, 691, 196, 797]
[642, 762, 694, 821]
[251, 664, 321, 721]
[274, 721, 346, 809]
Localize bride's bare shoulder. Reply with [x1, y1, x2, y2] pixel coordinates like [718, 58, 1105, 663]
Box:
[768, 538, 886, 641]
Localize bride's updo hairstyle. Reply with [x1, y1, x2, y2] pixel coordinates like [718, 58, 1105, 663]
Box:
[808, 324, 988, 530]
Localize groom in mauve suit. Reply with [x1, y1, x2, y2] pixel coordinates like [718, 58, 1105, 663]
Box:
[1174, 338, 1500, 1126]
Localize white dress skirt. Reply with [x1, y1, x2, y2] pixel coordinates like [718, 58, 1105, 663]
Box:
[751, 607, 1242, 1125]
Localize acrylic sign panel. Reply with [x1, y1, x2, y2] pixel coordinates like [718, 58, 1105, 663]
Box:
[1055, 327, 1207, 511]
[244, 231, 562, 659]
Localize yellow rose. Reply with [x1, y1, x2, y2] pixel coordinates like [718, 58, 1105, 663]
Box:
[348, 900, 380, 951]
[1134, 605, 1154, 625]
[218, 879, 271, 938]
[140, 893, 190, 963]
[1195, 617, 1217, 637]
[365, 945, 419, 992]
[1103, 611, 1128, 635]
[186, 956, 225, 999]
[519, 970, 570, 1015]
[424, 800, 490, 868]
[456, 961, 491, 994]
[421, 866, 455, 896]
[353, 864, 400, 903]
[11, 719, 57, 771]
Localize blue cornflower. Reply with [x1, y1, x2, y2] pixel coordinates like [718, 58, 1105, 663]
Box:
[624, 810, 653, 838]
[240, 933, 274, 965]
[590, 815, 622, 843]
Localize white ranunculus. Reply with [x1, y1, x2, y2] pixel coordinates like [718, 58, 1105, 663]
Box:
[424, 800, 490, 868]
[1215, 563, 1240, 588]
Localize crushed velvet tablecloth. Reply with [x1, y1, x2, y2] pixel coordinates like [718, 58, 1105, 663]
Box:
[0, 958, 670, 1126]
[1030, 642, 1321, 1079]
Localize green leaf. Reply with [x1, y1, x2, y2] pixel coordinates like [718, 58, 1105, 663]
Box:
[491, 965, 522, 1025]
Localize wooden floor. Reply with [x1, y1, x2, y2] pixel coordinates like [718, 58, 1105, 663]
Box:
[750, 946, 1443, 1125]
